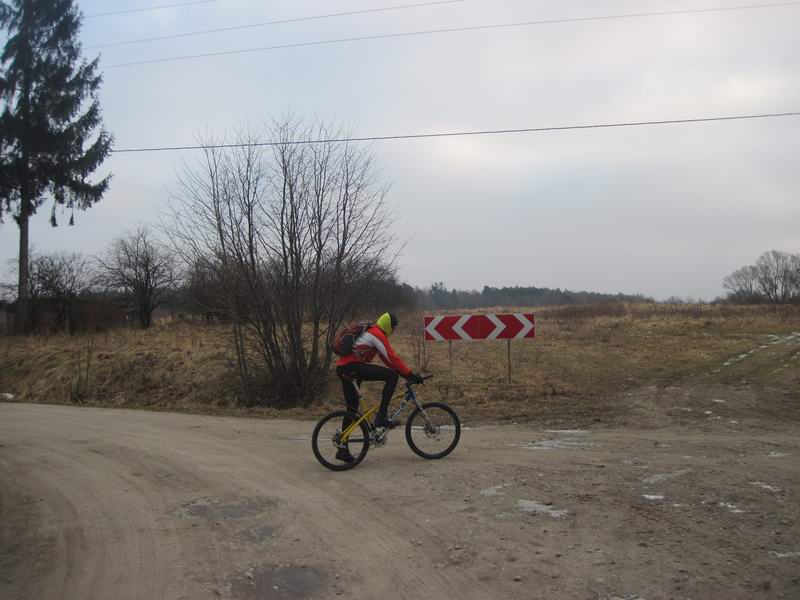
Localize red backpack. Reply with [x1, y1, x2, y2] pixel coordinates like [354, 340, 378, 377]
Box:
[331, 322, 371, 356]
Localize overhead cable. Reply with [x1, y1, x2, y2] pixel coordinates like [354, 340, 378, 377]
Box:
[85, 0, 222, 19]
[102, 2, 800, 69]
[87, 0, 468, 49]
[111, 111, 800, 154]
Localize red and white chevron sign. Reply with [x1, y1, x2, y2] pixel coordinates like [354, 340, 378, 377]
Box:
[424, 313, 535, 342]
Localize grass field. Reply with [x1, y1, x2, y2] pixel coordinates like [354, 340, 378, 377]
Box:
[1, 303, 799, 425]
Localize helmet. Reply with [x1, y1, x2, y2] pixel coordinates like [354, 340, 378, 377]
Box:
[376, 312, 398, 335]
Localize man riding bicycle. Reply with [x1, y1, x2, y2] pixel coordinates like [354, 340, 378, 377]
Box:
[335, 312, 422, 462]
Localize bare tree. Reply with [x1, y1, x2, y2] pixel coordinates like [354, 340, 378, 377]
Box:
[754, 250, 798, 305]
[165, 118, 399, 406]
[30, 251, 93, 331]
[723, 264, 762, 304]
[1, 250, 93, 331]
[97, 226, 178, 329]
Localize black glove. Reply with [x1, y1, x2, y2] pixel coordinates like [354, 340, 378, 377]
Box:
[408, 373, 424, 384]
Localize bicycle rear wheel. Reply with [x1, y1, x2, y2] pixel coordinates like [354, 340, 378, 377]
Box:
[311, 410, 370, 471]
[405, 402, 461, 460]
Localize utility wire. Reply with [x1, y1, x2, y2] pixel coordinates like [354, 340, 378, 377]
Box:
[101, 1, 800, 69]
[85, 0, 222, 19]
[100, 2, 800, 69]
[88, 0, 468, 50]
[111, 111, 800, 154]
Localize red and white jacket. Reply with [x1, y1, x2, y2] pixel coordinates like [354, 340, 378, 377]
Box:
[336, 324, 412, 378]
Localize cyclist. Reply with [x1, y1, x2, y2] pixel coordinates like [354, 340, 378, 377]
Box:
[335, 312, 422, 462]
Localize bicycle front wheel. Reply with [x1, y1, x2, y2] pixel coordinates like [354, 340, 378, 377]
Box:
[405, 402, 461, 460]
[311, 410, 370, 471]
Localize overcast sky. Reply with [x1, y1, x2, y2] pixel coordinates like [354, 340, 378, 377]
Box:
[1, 0, 799, 300]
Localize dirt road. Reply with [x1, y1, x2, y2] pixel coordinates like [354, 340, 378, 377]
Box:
[1, 402, 799, 600]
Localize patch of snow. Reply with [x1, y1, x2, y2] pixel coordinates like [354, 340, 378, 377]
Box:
[768, 451, 788, 458]
[0, 393, 13, 401]
[643, 469, 692, 485]
[642, 495, 664, 501]
[523, 439, 592, 450]
[480, 483, 512, 497]
[719, 502, 745, 513]
[750, 482, 782, 493]
[517, 500, 568, 518]
[712, 399, 726, 404]
[769, 551, 800, 559]
[543, 429, 587, 435]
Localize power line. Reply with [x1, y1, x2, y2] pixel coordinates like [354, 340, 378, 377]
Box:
[87, 0, 468, 50]
[102, 1, 800, 69]
[85, 0, 222, 20]
[110, 111, 800, 154]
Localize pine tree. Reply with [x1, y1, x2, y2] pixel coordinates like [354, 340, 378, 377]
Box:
[0, 0, 113, 332]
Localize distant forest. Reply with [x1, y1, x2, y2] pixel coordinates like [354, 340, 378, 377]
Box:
[374, 280, 653, 311]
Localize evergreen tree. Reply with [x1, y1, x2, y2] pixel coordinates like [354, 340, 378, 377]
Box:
[0, 0, 112, 332]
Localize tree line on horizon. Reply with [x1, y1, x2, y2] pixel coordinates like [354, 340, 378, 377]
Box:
[412, 281, 652, 310]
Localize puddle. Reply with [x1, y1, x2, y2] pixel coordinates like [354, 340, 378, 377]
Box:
[229, 564, 325, 600]
[237, 525, 276, 543]
[517, 500, 568, 518]
[175, 496, 275, 519]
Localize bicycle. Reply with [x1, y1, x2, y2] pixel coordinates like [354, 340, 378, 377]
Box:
[311, 374, 461, 471]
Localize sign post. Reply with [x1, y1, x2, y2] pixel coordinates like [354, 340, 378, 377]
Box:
[424, 313, 535, 384]
[507, 339, 512, 383]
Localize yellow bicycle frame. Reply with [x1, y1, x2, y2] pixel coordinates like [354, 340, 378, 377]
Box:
[340, 389, 408, 443]
[340, 400, 378, 443]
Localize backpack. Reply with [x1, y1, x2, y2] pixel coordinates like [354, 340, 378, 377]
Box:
[331, 322, 371, 356]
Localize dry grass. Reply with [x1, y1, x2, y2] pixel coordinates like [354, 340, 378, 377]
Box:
[1, 303, 798, 424]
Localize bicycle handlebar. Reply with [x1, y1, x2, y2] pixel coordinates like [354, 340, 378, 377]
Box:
[406, 373, 434, 387]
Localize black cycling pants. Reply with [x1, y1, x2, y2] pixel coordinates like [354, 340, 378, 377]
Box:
[336, 363, 399, 420]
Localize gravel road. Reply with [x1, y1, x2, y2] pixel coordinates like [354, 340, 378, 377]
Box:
[2, 402, 799, 599]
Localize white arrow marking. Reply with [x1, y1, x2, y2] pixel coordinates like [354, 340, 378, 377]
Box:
[514, 313, 535, 339]
[452, 315, 471, 340]
[425, 316, 445, 341]
[487, 314, 505, 339]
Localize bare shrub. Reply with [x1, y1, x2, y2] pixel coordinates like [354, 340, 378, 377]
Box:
[165, 118, 399, 407]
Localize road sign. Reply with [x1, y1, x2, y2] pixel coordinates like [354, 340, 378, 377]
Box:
[424, 313, 535, 342]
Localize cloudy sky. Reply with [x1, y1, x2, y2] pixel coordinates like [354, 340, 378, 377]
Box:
[2, 0, 799, 300]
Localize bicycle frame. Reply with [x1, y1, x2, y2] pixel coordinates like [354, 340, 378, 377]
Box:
[339, 381, 421, 443]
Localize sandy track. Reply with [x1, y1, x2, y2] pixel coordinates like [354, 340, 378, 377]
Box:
[1, 403, 799, 600]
